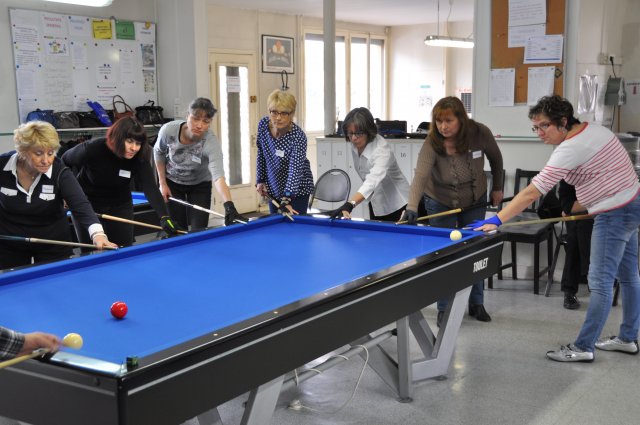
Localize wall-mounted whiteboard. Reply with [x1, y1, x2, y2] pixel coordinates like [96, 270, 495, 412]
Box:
[10, 8, 158, 123]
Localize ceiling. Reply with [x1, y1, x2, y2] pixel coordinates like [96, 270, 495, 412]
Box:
[206, 0, 475, 27]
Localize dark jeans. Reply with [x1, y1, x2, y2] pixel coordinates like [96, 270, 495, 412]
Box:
[423, 195, 487, 311]
[560, 218, 594, 295]
[368, 203, 406, 222]
[167, 180, 212, 231]
[268, 195, 310, 215]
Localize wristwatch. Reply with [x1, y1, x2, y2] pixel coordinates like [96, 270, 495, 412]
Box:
[348, 200, 357, 207]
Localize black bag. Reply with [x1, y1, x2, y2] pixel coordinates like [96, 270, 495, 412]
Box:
[537, 187, 563, 219]
[77, 111, 105, 128]
[136, 101, 164, 125]
[53, 111, 80, 129]
[26, 109, 56, 125]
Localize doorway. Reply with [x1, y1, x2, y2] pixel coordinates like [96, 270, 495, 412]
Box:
[209, 51, 258, 214]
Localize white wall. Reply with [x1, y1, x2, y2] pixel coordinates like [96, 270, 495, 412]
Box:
[0, 0, 156, 150]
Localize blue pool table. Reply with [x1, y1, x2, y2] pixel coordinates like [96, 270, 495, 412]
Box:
[0, 215, 502, 425]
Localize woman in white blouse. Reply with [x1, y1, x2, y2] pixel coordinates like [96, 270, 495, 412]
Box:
[329, 107, 409, 222]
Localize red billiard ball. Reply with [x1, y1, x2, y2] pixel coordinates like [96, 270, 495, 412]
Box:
[110, 301, 128, 319]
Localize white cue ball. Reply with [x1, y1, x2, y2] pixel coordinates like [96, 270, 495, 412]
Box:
[62, 333, 84, 350]
[450, 230, 462, 241]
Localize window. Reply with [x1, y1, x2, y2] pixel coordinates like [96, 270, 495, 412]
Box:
[304, 31, 386, 133]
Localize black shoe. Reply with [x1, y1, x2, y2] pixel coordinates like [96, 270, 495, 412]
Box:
[436, 311, 444, 328]
[469, 304, 492, 322]
[563, 293, 581, 310]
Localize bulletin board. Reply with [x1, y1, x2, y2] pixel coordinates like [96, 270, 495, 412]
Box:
[9, 8, 158, 123]
[491, 0, 565, 104]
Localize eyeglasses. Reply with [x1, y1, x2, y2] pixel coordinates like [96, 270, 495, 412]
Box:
[531, 122, 552, 133]
[346, 131, 365, 138]
[269, 110, 291, 118]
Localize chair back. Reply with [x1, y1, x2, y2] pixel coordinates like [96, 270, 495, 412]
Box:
[514, 168, 543, 213]
[309, 169, 351, 211]
[485, 169, 506, 212]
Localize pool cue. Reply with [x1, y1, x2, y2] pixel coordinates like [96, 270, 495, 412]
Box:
[98, 214, 187, 235]
[0, 348, 49, 369]
[264, 193, 294, 221]
[168, 197, 248, 225]
[395, 196, 514, 225]
[0, 235, 118, 250]
[499, 213, 594, 228]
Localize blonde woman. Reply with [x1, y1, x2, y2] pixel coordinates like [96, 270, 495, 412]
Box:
[0, 121, 116, 269]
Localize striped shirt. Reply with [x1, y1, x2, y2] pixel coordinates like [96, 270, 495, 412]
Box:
[532, 123, 639, 213]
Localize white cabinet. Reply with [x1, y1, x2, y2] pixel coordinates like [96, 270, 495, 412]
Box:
[315, 137, 424, 219]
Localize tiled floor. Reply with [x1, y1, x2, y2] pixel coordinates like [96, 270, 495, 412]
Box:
[215, 279, 637, 425]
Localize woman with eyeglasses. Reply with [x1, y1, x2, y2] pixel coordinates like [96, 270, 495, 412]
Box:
[154, 97, 247, 230]
[471, 95, 640, 363]
[256, 89, 314, 215]
[403, 96, 504, 326]
[328, 107, 409, 222]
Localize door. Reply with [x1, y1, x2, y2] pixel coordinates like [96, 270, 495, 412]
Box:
[209, 51, 258, 214]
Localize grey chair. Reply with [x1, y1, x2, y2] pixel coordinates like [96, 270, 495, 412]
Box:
[308, 169, 351, 214]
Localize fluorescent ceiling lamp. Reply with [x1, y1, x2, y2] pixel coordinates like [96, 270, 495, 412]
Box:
[424, 35, 474, 49]
[44, 0, 113, 6]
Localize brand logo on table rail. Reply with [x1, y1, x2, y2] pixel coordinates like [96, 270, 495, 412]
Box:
[473, 258, 489, 273]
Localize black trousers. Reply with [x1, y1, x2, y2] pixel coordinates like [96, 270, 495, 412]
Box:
[167, 180, 212, 231]
[368, 203, 406, 222]
[73, 200, 135, 248]
[560, 218, 594, 295]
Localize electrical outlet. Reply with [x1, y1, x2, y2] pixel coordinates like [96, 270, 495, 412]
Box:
[599, 53, 623, 65]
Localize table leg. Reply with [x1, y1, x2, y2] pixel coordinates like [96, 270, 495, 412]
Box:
[240, 376, 284, 425]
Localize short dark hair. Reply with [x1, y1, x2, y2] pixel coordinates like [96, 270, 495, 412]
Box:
[188, 97, 217, 119]
[106, 116, 150, 161]
[528, 95, 580, 130]
[342, 107, 378, 143]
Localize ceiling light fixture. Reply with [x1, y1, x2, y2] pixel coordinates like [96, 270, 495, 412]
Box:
[424, 0, 474, 49]
[44, 0, 113, 6]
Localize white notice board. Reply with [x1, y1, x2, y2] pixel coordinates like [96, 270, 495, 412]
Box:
[10, 8, 158, 123]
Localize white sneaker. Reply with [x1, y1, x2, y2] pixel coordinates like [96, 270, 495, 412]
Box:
[546, 344, 594, 363]
[595, 336, 639, 354]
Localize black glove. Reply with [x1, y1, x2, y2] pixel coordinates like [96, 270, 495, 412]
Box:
[277, 197, 292, 215]
[160, 216, 181, 237]
[328, 201, 354, 220]
[224, 201, 247, 226]
[403, 209, 418, 225]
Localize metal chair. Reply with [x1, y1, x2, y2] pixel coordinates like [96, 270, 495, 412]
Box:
[308, 169, 351, 214]
[488, 168, 554, 294]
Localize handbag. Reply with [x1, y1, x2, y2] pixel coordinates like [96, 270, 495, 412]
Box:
[77, 111, 105, 128]
[26, 109, 56, 125]
[135, 101, 164, 125]
[87, 101, 113, 126]
[53, 111, 80, 129]
[112, 95, 135, 122]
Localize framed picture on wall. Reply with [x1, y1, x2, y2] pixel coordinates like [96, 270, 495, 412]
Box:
[262, 35, 294, 74]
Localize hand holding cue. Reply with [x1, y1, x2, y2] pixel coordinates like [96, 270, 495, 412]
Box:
[0, 332, 83, 370]
[99, 214, 187, 234]
[265, 194, 294, 221]
[169, 197, 247, 225]
[0, 235, 118, 250]
[396, 208, 463, 225]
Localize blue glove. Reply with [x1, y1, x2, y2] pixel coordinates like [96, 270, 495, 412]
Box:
[466, 215, 502, 229]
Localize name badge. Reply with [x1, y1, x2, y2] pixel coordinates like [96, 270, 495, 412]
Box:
[275, 149, 285, 158]
[1, 187, 17, 196]
[472, 150, 482, 159]
[42, 184, 54, 194]
[39, 193, 56, 201]
[191, 155, 202, 164]
[119, 169, 132, 178]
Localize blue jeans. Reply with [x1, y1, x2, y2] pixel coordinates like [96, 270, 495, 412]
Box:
[574, 193, 640, 352]
[423, 195, 487, 311]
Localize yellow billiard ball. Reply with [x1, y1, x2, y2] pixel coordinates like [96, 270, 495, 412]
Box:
[450, 230, 462, 241]
[62, 333, 84, 350]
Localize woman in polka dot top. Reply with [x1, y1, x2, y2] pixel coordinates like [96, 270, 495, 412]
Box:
[256, 90, 314, 215]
